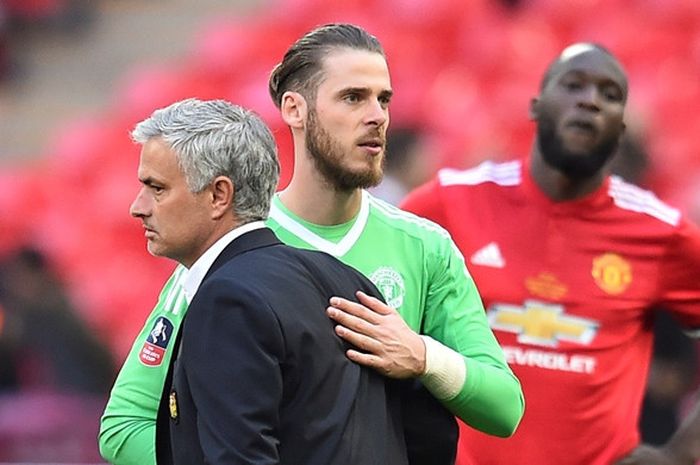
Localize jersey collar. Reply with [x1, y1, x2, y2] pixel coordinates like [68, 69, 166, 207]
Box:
[269, 190, 371, 257]
[521, 156, 612, 213]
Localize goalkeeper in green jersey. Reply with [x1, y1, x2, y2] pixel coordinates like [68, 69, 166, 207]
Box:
[99, 23, 523, 465]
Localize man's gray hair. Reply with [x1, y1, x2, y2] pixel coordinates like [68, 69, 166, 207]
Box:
[132, 98, 280, 223]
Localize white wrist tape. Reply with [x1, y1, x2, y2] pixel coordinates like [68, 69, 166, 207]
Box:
[418, 335, 467, 401]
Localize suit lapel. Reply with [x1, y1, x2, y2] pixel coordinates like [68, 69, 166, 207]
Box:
[157, 227, 282, 464]
[202, 227, 281, 283]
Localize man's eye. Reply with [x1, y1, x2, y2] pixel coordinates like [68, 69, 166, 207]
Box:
[603, 88, 623, 102]
[344, 94, 360, 103]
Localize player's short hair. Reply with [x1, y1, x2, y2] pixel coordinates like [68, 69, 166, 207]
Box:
[539, 42, 625, 92]
[268, 23, 385, 108]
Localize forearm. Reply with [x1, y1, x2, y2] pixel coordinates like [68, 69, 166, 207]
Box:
[99, 415, 156, 465]
[419, 335, 465, 400]
[419, 336, 524, 437]
[98, 364, 161, 465]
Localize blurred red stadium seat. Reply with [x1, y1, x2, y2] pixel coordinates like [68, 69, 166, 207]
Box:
[2, 0, 700, 362]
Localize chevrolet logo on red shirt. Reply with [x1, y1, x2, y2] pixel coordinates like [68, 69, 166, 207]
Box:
[487, 300, 599, 347]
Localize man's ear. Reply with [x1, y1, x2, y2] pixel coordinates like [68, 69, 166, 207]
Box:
[617, 121, 627, 145]
[280, 91, 307, 129]
[210, 176, 234, 220]
[528, 97, 540, 121]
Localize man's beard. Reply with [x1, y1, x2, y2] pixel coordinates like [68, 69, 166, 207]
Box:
[537, 114, 620, 180]
[306, 108, 384, 191]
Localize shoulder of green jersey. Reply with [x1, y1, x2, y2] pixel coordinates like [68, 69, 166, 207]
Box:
[437, 160, 522, 187]
[159, 266, 188, 315]
[370, 195, 471, 277]
[369, 194, 452, 240]
[608, 176, 681, 227]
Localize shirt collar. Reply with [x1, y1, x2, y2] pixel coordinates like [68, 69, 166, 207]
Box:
[522, 155, 612, 212]
[182, 221, 266, 304]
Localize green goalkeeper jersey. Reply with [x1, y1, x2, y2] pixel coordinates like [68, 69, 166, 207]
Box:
[99, 191, 524, 465]
[99, 266, 188, 465]
[268, 192, 522, 426]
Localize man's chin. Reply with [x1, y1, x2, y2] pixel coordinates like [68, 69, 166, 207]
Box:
[558, 161, 605, 179]
[327, 169, 383, 191]
[351, 174, 384, 190]
[146, 243, 164, 257]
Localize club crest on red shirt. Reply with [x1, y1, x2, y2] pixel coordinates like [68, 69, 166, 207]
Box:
[592, 253, 632, 295]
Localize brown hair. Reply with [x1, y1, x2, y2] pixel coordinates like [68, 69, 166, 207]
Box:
[268, 23, 385, 108]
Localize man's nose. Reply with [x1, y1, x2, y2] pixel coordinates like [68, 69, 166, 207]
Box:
[365, 99, 388, 127]
[577, 85, 602, 112]
[130, 188, 149, 218]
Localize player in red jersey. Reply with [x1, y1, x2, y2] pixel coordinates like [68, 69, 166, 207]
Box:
[402, 43, 700, 465]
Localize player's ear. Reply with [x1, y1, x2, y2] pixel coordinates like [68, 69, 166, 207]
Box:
[280, 91, 307, 129]
[528, 97, 540, 121]
[616, 121, 627, 145]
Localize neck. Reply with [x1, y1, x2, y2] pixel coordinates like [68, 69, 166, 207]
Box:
[529, 145, 607, 202]
[280, 146, 363, 225]
[181, 216, 239, 268]
[280, 176, 362, 226]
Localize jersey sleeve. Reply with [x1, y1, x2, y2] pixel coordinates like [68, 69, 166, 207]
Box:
[98, 268, 187, 465]
[421, 232, 524, 437]
[400, 179, 447, 225]
[657, 218, 700, 334]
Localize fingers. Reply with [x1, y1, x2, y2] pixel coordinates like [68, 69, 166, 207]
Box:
[327, 305, 378, 337]
[355, 291, 394, 315]
[345, 345, 419, 379]
[334, 324, 380, 353]
[326, 292, 425, 379]
[328, 296, 383, 324]
[345, 349, 386, 372]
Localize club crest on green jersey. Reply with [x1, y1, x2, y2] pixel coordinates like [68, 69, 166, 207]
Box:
[369, 266, 405, 309]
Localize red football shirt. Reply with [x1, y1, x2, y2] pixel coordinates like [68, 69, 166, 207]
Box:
[401, 158, 700, 465]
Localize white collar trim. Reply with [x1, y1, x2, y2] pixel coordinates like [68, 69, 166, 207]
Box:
[269, 190, 370, 257]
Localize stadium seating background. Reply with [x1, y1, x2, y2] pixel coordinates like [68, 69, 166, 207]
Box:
[1, 0, 700, 463]
[2, 0, 700, 360]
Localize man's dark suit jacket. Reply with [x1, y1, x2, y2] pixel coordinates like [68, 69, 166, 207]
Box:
[156, 227, 408, 465]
